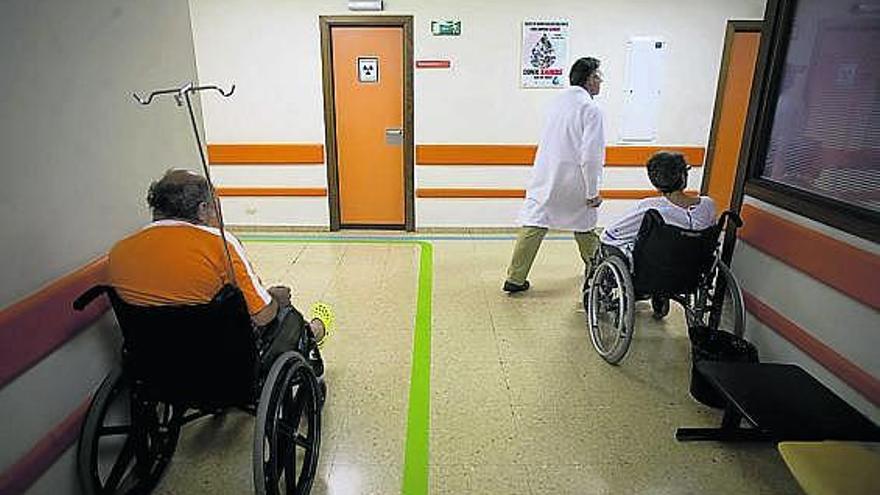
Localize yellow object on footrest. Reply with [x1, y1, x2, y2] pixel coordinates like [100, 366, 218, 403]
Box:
[778, 441, 880, 495]
[309, 302, 335, 349]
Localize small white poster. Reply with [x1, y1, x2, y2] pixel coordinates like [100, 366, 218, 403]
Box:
[358, 57, 379, 83]
[521, 20, 569, 88]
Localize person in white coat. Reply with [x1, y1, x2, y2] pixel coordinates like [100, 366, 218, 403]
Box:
[504, 57, 605, 293]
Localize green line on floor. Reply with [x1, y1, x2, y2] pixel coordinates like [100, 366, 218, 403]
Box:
[239, 236, 433, 495]
[404, 241, 432, 495]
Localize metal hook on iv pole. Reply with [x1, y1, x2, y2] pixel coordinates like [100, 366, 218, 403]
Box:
[132, 82, 236, 106]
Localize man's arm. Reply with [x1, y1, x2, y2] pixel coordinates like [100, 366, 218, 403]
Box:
[601, 201, 650, 248]
[250, 286, 292, 327]
[252, 298, 279, 327]
[223, 233, 277, 326]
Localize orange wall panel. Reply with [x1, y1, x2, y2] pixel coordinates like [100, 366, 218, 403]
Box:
[704, 31, 760, 210]
[332, 27, 405, 225]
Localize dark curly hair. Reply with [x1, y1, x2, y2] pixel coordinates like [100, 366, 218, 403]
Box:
[570, 57, 601, 87]
[647, 151, 689, 193]
[147, 170, 211, 221]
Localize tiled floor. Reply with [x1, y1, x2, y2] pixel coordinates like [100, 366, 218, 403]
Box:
[154, 234, 802, 494]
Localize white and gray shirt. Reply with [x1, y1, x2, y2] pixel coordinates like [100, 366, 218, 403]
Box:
[600, 196, 717, 256]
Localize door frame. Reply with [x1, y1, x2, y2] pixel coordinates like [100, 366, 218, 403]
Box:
[700, 20, 763, 197]
[319, 15, 415, 231]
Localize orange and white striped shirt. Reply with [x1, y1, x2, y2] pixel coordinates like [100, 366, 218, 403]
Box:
[108, 220, 272, 315]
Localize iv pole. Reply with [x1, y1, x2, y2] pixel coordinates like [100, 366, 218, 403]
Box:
[132, 82, 238, 285]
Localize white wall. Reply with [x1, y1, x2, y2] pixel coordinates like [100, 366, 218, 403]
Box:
[191, 0, 763, 228]
[733, 198, 880, 422]
[0, 0, 202, 492]
[1, 0, 204, 307]
[190, 0, 766, 145]
[211, 162, 705, 228]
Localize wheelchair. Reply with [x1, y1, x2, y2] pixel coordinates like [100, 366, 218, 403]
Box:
[584, 209, 745, 364]
[73, 284, 324, 495]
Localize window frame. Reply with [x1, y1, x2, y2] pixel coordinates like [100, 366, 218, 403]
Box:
[742, 0, 880, 243]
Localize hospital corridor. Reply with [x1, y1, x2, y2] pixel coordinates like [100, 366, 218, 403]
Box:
[2, 1, 878, 495]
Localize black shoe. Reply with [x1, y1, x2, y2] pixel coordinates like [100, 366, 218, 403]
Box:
[651, 295, 670, 319]
[503, 280, 530, 293]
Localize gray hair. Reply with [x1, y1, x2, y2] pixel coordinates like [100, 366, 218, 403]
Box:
[146, 169, 211, 221]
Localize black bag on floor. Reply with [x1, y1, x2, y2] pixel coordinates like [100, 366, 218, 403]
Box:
[688, 326, 758, 408]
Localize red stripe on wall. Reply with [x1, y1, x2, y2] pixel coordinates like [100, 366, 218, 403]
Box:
[0, 395, 91, 494]
[739, 204, 880, 310]
[743, 291, 880, 406]
[0, 257, 109, 389]
[208, 144, 325, 164]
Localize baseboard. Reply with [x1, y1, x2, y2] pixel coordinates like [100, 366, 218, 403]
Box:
[416, 227, 520, 234]
[227, 225, 331, 234]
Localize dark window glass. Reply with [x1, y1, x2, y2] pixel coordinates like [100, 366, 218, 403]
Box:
[761, 0, 880, 213]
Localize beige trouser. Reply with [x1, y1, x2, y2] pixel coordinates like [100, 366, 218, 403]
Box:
[505, 226, 600, 285]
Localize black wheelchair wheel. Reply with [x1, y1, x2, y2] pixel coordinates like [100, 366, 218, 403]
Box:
[586, 256, 635, 364]
[77, 367, 181, 495]
[254, 352, 322, 495]
[690, 260, 745, 337]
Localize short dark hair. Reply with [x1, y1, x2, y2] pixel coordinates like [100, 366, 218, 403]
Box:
[570, 57, 601, 86]
[647, 151, 689, 193]
[147, 170, 211, 221]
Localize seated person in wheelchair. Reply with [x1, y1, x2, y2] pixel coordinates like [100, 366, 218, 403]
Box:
[107, 169, 326, 377]
[598, 151, 716, 317]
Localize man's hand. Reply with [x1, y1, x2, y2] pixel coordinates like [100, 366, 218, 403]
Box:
[268, 285, 291, 307]
[586, 195, 603, 208]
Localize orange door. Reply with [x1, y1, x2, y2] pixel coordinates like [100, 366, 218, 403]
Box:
[332, 27, 405, 226]
[704, 30, 761, 211]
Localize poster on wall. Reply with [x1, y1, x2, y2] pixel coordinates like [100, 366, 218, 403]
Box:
[521, 20, 570, 88]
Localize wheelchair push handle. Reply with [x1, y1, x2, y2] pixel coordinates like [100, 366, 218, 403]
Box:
[718, 210, 743, 230]
[73, 285, 111, 311]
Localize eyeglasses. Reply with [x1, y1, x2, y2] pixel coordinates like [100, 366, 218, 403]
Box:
[590, 72, 604, 83]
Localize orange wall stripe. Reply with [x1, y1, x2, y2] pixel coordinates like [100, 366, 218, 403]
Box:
[208, 144, 324, 165]
[207, 143, 704, 167]
[416, 145, 537, 165]
[606, 146, 704, 167]
[418, 188, 525, 198]
[216, 187, 328, 197]
[215, 185, 686, 200]
[416, 188, 696, 199]
[739, 204, 880, 310]
[416, 144, 705, 166]
[0, 257, 109, 389]
[743, 291, 880, 406]
[0, 395, 92, 494]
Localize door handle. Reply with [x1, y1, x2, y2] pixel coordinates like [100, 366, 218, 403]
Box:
[385, 128, 403, 145]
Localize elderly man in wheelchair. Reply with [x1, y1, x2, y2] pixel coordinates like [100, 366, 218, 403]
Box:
[73, 169, 329, 495]
[584, 151, 745, 364]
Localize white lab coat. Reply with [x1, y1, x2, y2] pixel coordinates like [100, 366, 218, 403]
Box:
[518, 86, 605, 232]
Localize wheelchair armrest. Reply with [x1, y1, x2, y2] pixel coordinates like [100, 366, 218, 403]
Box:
[719, 210, 743, 230]
[73, 285, 111, 311]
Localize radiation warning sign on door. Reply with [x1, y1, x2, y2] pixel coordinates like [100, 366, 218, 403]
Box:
[358, 57, 379, 83]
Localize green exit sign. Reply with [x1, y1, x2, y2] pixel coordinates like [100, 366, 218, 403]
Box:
[431, 20, 461, 36]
